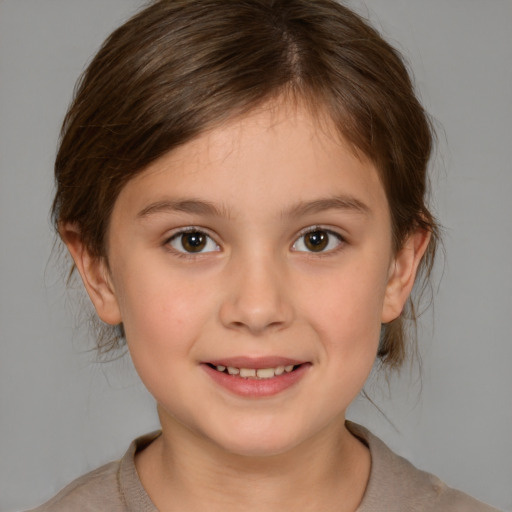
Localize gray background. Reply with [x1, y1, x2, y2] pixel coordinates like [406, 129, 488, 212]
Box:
[1, 1, 511, 510]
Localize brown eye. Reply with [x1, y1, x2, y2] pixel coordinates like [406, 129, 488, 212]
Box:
[304, 230, 328, 251]
[292, 228, 343, 253]
[168, 230, 219, 254]
[181, 232, 206, 252]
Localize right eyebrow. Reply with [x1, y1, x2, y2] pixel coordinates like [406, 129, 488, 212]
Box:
[136, 199, 231, 219]
[282, 195, 372, 219]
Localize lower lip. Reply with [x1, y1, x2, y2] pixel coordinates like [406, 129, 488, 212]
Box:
[201, 363, 310, 398]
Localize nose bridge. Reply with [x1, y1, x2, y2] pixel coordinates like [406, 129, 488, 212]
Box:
[219, 245, 292, 334]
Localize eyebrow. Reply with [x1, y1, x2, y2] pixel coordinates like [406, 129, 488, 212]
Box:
[282, 196, 371, 218]
[137, 199, 230, 219]
[137, 195, 370, 220]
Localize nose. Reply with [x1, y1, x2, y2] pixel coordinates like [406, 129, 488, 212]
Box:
[219, 252, 294, 335]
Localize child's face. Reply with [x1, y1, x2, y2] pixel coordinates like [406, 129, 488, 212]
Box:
[82, 102, 418, 456]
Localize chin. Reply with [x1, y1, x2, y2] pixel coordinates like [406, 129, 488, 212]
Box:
[203, 415, 316, 458]
[215, 432, 302, 458]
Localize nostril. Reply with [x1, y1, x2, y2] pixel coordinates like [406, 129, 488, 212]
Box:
[227, 319, 286, 335]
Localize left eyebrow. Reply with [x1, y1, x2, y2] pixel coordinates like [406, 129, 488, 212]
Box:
[282, 196, 371, 218]
[136, 198, 231, 219]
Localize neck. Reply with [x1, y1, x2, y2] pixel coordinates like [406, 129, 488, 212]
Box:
[135, 411, 370, 512]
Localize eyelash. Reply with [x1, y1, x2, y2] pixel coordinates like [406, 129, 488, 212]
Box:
[163, 226, 346, 258]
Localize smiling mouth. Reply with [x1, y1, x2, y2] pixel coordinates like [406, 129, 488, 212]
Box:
[206, 363, 302, 379]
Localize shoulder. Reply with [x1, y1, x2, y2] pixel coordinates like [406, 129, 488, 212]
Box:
[26, 431, 160, 512]
[347, 422, 502, 512]
[26, 460, 124, 512]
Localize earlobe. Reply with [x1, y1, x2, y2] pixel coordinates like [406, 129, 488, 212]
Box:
[381, 229, 431, 323]
[59, 223, 122, 326]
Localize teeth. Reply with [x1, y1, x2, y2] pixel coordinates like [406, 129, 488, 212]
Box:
[215, 364, 298, 379]
[256, 368, 275, 379]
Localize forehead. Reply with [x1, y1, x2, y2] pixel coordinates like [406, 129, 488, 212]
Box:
[114, 101, 389, 223]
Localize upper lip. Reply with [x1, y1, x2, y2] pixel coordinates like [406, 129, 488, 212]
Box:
[205, 356, 306, 369]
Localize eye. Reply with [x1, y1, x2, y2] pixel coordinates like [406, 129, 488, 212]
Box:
[292, 228, 343, 253]
[167, 229, 220, 254]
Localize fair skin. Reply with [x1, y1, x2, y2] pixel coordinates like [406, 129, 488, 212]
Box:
[63, 101, 429, 512]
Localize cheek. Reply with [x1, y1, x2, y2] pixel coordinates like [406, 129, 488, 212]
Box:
[116, 275, 218, 406]
[114, 267, 216, 362]
[294, 256, 389, 398]
[296, 258, 389, 342]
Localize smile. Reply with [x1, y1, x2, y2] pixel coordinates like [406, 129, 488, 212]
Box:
[209, 364, 297, 379]
[202, 360, 310, 398]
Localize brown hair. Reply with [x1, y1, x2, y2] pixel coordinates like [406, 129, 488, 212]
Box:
[53, 0, 439, 368]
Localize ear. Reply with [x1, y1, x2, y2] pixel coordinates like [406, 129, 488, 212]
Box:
[381, 228, 431, 323]
[59, 223, 122, 325]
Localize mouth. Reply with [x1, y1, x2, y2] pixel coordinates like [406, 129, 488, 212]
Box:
[202, 358, 310, 397]
[205, 363, 302, 380]
[201, 356, 312, 399]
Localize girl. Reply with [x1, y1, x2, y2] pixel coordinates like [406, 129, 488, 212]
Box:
[19, 0, 503, 510]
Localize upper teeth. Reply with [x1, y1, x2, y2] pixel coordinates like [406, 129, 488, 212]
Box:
[216, 365, 295, 379]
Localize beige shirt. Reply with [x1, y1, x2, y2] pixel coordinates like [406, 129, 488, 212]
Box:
[28, 422, 501, 511]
